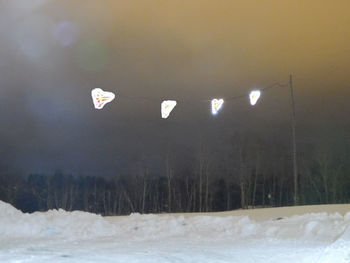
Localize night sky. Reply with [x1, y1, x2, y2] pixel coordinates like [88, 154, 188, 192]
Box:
[1, 0, 349, 176]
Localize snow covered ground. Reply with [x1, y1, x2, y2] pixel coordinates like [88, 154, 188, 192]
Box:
[1, 201, 350, 263]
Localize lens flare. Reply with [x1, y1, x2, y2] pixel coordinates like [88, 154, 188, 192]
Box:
[91, 88, 115, 109]
[14, 15, 54, 60]
[211, 99, 224, 115]
[161, 100, 177, 119]
[54, 21, 78, 47]
[249, 90, 261, 106]
[77, 40, 109, 72]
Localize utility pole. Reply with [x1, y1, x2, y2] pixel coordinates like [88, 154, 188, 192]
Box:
[289, 74, 298, 205]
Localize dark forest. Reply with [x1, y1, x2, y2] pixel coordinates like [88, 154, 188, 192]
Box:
[2, 130, 349, 215]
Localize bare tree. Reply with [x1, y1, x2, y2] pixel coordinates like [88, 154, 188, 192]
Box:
[196, 136, 210, 212]
[165, 150, 174, 213]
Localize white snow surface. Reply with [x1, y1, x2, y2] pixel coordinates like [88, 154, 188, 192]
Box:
[1, 201, 350, 262]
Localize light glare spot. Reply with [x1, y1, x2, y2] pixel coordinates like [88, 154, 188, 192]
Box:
[91, 88, 115, 109]
[211, 99, 224, 115]
[161, 100, 177, 119]
[249, 90, 261, 106]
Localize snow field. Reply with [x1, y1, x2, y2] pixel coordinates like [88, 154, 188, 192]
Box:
[1, 201, 350, 262]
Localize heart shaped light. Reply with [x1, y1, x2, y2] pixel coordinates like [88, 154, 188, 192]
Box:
[249, 90, 261, 106]
[161, 100, 177, 119]
[91, 88, 115, 109]
[211, 98, 224, 115]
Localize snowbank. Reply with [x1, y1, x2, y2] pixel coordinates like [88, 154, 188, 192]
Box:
[1, 201, 350, 262]
[107, 211, 350, 243]
[1, 200, 350, 244]
[0, 201, 116, 239]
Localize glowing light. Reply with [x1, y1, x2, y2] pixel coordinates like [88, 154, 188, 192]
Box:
[249, 90, 261, 106]
[211, 99, 224, 115]
[91, 88, 115, 109]
[161, 100, 177, 119]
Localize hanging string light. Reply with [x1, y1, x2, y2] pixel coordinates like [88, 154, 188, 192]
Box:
[249, 90, 261, 106]
[211, 99, 224, 115]
[161, 100, 177, 119]
[91, 88, 115, 109]
[90, 81, 289, 115]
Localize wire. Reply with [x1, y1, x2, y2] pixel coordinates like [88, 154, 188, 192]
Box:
[225, 82, 289, 101]
[115, 81, 289, 103]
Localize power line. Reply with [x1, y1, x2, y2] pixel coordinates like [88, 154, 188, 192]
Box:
[114, 81, 289, 103]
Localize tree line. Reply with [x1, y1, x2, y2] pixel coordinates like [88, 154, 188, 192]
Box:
[0, 131, 349, 215]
